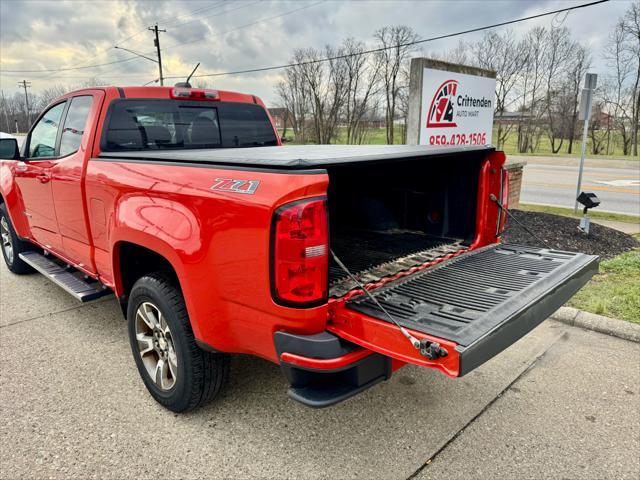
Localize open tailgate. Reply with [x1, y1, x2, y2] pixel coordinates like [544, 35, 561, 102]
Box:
[329, 244, 598, 376]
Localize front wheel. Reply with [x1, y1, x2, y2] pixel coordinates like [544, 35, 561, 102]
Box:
[0, 204, 34, 274]
[127, 273, 230, 412]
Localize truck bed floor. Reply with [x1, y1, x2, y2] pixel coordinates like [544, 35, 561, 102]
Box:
[329, 230, 463, 296]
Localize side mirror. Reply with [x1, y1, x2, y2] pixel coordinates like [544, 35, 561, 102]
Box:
[0, 138, 20, 160]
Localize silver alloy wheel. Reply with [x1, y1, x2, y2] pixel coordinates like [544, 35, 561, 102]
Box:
[0, 216, 13, 265]
[135, 301, 178, 391]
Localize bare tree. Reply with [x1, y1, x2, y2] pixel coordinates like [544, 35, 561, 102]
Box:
[621, 0, 640, 156]
[543, 27, 575, 153]
[374, 25, 418, 144]
[472, 30, 528, 149]
[341, 38, 381, 144]
[38, 84, 70, 110]
[275, 50, 313, 143]
[588, 100, 608, 154]
[294, 46, 349, 144]
[516, 27, 548, 153]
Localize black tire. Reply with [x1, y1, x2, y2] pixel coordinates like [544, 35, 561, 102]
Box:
[0, 203, 34, 274]
[127, 273, 230, 413]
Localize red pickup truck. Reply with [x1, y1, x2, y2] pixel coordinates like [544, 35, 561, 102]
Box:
[0, 86, 598, 412]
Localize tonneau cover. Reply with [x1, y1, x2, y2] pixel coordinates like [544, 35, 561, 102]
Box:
[98, 144, 494, 169]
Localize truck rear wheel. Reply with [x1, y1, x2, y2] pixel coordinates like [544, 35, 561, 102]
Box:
[127, 273, 230, 412]
[0, 204, 34, 274]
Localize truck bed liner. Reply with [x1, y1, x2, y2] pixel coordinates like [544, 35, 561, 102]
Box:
[346, 244, 598, 373]
[329, 230, 463, 297]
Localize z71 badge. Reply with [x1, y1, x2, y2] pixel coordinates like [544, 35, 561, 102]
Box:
[210, 178, 260, 195]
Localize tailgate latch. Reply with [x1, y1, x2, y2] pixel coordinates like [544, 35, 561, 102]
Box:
[419, 340, 448, 360]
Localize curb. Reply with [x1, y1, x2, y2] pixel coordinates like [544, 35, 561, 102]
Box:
[550, 306, 640, 343]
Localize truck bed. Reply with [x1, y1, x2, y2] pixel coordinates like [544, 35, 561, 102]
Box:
[98, 144, 493, 169]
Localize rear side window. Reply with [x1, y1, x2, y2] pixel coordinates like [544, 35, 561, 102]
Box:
[102, 100, 277, 151]
[59, 96, 93, 156]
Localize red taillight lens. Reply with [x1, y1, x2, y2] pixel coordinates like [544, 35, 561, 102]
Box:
[498, 168, 510, 235]
[272, 198, 328, 306]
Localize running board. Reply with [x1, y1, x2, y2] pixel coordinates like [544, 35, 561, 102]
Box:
[19, 252, 111, 302]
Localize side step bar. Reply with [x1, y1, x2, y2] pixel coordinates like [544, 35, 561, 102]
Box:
[19, 252, 111, 302]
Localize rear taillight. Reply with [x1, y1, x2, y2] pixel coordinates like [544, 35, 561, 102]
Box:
[498, 168, 510, 235]
[271, 198, 328, 307]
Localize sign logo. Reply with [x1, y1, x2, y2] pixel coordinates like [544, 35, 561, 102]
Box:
[211, 178, 260, 195]
[427, 79, 458, 128]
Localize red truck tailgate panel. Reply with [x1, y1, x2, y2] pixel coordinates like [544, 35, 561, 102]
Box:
[343, 244, 599, 375]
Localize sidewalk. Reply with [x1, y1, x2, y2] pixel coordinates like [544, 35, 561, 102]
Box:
[1, 261, 639, 479]
[591, 219, 640, 235]
[416, 325, 640, 480]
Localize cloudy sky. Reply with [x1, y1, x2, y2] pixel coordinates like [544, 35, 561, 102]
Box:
[0, 0, 631, 106]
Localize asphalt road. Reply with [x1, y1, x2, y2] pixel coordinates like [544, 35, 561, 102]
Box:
[1, 263, 639, 479]
[517, 156, 640, 215]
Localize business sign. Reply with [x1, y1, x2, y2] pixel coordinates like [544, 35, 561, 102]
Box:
[410, 59, 496, 146]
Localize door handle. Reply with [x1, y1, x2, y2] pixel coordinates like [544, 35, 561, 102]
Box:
[36, 174, 51, 184]
[15, 162, 27, 173]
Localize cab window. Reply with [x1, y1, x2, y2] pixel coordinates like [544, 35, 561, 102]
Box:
[28, 102, 66, 158]
[59, 96, 93, 157]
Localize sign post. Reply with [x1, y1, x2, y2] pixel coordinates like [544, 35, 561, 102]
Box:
[406, 59, 496, 146]
[574, 73, 598, 214]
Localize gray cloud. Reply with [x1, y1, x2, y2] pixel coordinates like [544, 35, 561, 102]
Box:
[0, 0, 631, 105]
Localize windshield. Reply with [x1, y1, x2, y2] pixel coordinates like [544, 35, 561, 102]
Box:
[102, 100, 278, 151]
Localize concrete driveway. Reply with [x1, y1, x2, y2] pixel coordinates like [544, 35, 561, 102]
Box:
[1, 263, 639, 479]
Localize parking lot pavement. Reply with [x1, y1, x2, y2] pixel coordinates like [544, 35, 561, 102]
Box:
[1, 263, 639, 479]
[415, 327, 640, 480]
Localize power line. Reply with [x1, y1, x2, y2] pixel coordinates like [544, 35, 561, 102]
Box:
[160, 0, 228, 28]
[163, 0, 609, 80]
[2, 55, 141, 73]
[160, 1, 325, 52]
[161, 0, 260, 30]
[154, 1, 226, 27]
[0, 0, 303, 74]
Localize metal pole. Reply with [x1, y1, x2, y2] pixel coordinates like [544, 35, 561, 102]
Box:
[574, 108, 590, 213]
[19, 80, 31, 130]
[574, 73, 597, 214]
[149, 24, 166, 86]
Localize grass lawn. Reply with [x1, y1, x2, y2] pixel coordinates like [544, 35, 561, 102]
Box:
[519, 203, 640, 224]
[279, 127, 638, 160]
[568, 248, 640, 324]
[494, 127, 636, 160]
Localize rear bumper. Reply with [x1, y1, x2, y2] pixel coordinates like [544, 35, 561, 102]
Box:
[274, 331, 391, 408]
[275, 246, 599, 407]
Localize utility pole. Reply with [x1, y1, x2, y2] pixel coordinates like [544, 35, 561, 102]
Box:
[18, 80, 31, 130]
[149, 24, 166, 86]
[574, 73, 597, 214]
[0, 89, 11, 133]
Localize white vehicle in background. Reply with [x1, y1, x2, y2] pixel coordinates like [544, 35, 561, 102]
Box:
[1, 132, 25, 155]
